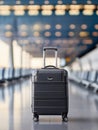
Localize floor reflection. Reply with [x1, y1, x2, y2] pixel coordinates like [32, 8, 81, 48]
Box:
[0, 78, 32, 130]
[0, 87, 5, 101]
[0, 79, 98, 130]
[33, 121, 68, 130]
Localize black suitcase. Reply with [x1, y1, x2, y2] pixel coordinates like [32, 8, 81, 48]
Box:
[32, 47, 68, 122]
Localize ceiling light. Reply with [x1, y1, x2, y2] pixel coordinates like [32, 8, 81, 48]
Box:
[29, 0, 34, 4]
[44, 24, 51, 30]
[87, 0, 92, 4]
[84, 5, 95, 10]
[69, 10, 80, 15]
[44, 32, 51, 37]
[41, 5, 54, 10]
[70, 5, 82, 10]
[94, 24, 98, 30]
[13, 5, 26, 10]
[5, 31, 13, 37]
[81, 46, 87, 50]
[70, 24, 76, 29]
[27, 5, 40, 10]
[21, 40, 29, 44]
[83, 10, 93, 15]
[72, 0, 77, 4]
[42, 10, 52, 15]
[62, 40, 67, 44]
[16, 0, 21, 4]
[81, 24, 88, 30]
[28, 10, 39, 15]
[55, 5, 67, 10]
[20, 32, 28, 37]
[68, 40, 75, 44]
[20, 24, 28, 30]
[33, 32, 40, 37]
[44, 0, 49, 4]
[92, 32, 98, 37]
[33, 24, 41, 31]
[55, 32, 62, 37]
[55, 10, 65, 15]
[14, 10, 25, 15]
[36, 39, 41, 44]
[68, 32, 75, 37]
[55, 24, 62, 29]
[79, 31, 89, 37]
[0, 10, 11, 15]
[96, 10, 98, 15]
[83, 39, 93, 44]
[5, 24, 12, 30]
[0, 5, 11, 10]
[57, 0, 63, 4]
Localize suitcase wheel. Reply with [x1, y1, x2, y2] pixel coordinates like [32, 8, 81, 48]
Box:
[62, 113, 68, 122]
[33, 112, 39, 122]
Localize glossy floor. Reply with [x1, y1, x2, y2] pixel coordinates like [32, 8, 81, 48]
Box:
[0, 79, 98, 130]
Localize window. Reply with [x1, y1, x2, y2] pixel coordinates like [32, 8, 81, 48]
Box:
[0, 40, 9, 68]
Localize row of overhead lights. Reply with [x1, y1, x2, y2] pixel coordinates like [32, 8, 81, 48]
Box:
[18, 24, 98, 30]
[0, 5, 98, 15]
[48, 39, 78, 44]
[2, 24, 98, 31]
[21, 41, 92, 46]
[0, 5, 97, 10]
[18, 39, 93, 46]
[31, 31, 98, 37]
[1, 31, 98, 38]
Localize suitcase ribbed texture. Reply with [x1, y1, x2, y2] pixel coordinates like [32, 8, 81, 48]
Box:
[32, 69, 68, 115]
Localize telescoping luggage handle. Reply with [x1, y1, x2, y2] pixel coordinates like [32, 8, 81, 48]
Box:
[43, 47, 58, 68]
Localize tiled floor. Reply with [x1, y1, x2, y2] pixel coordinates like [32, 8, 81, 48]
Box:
[0, 79, 98, 130]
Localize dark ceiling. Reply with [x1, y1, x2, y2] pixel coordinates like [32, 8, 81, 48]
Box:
[0, 0, 98, 64]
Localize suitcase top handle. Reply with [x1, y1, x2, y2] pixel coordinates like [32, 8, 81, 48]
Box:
[43, 47, 58, 51]
[43, 47, 58, 68]
[44, 65, 57, 69]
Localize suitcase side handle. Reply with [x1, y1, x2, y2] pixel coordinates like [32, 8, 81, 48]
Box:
[43, 47, 58, 68]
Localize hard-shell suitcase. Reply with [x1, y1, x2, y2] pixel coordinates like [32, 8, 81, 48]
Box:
[32, 47, 68, 122]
